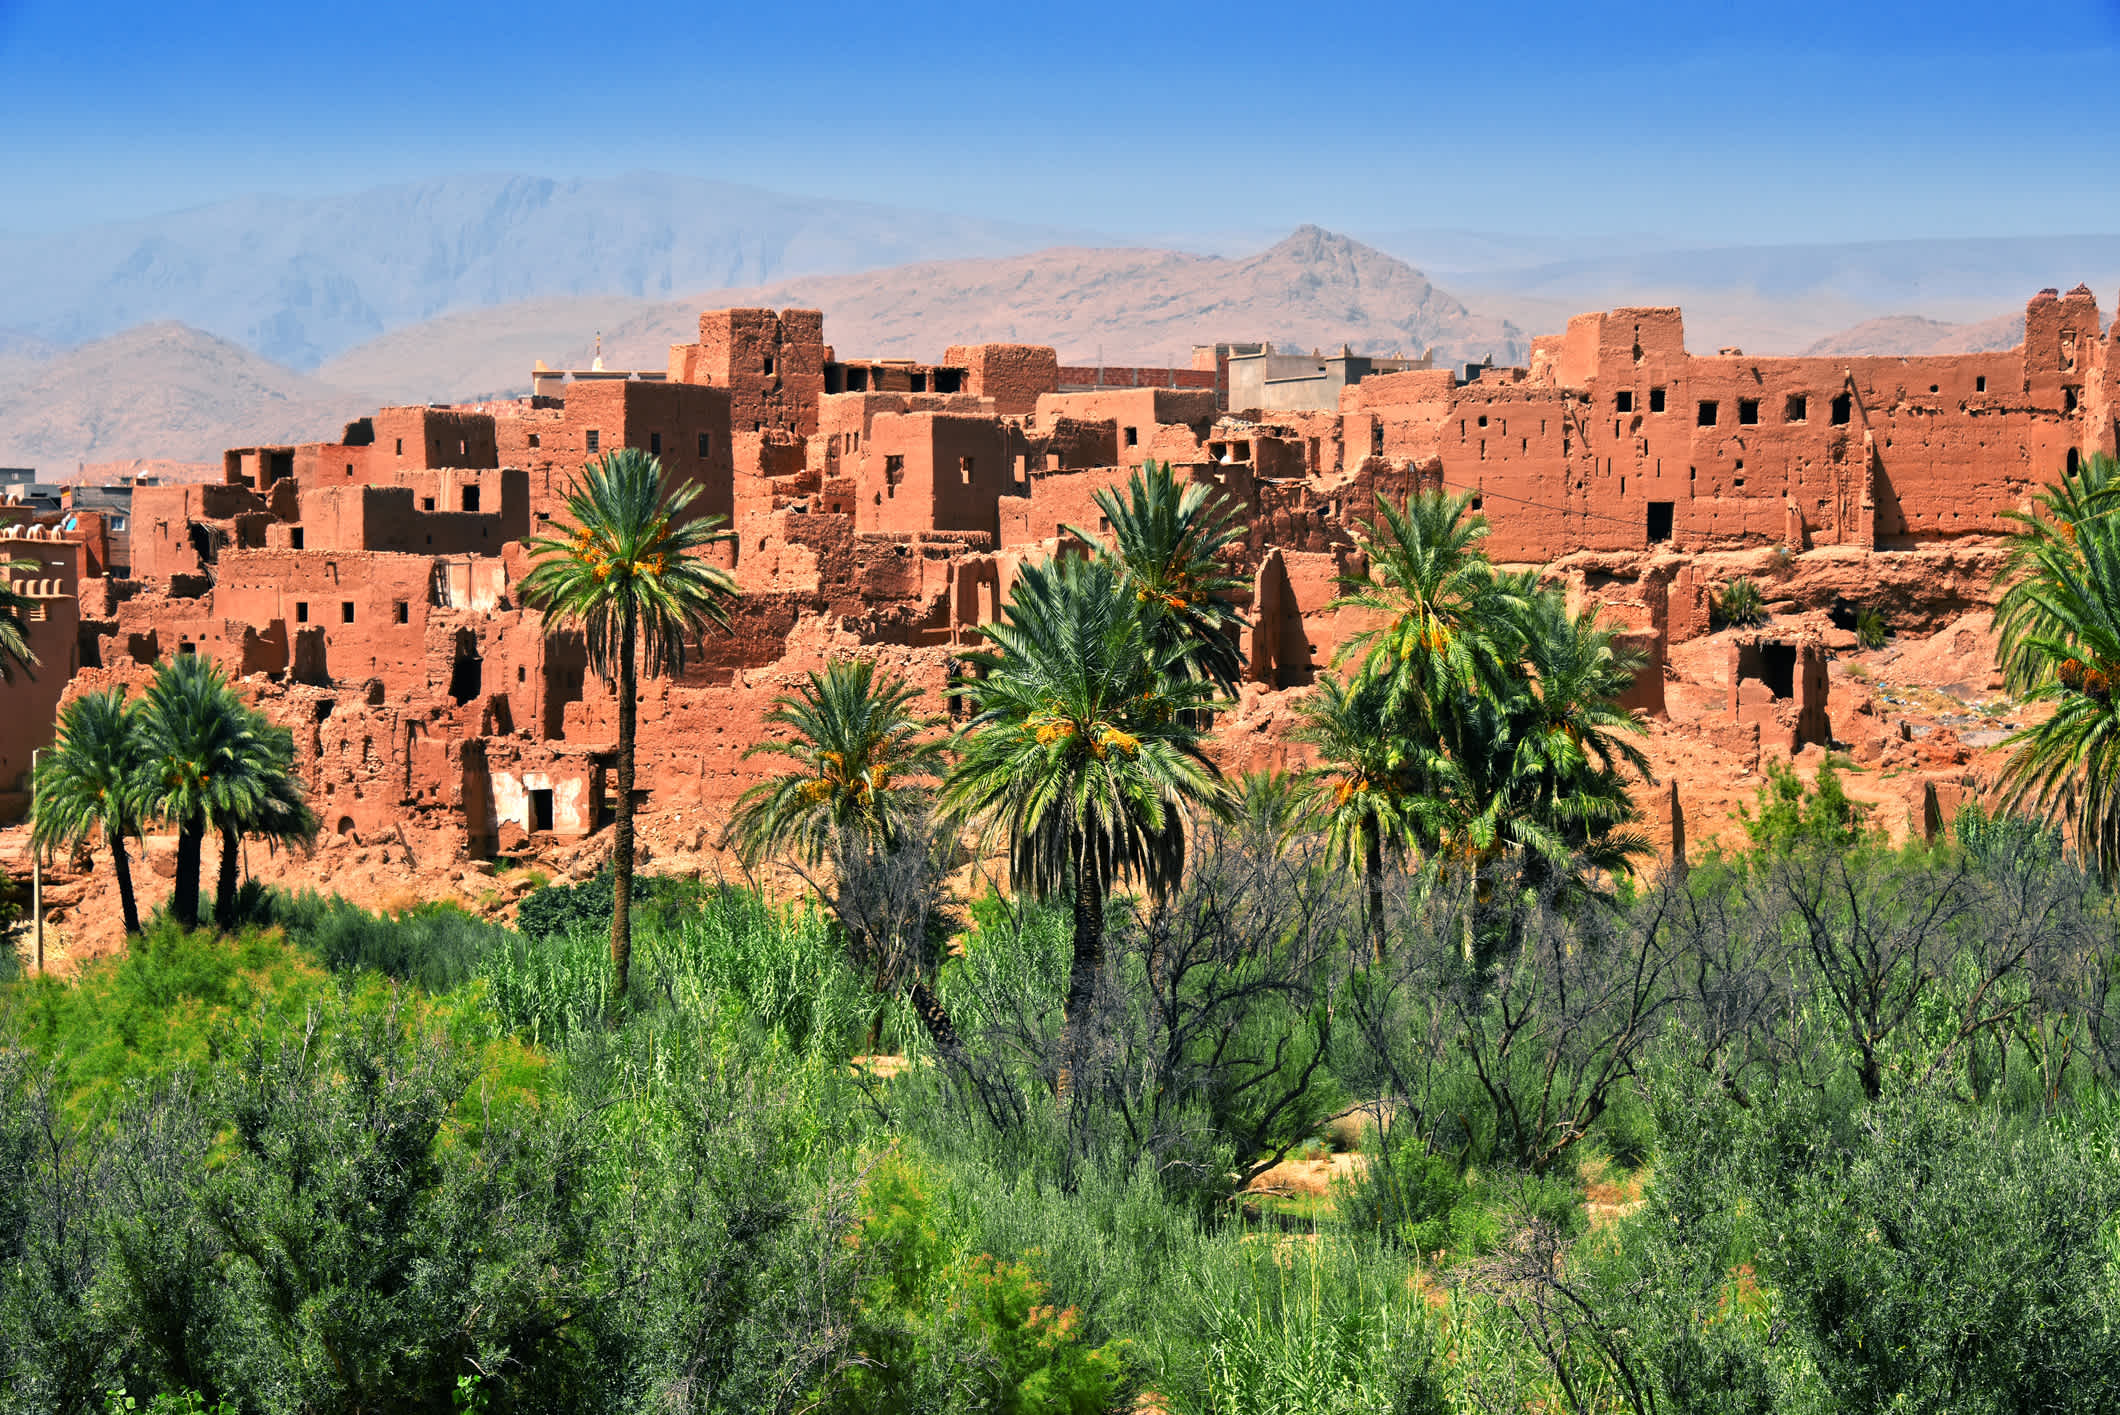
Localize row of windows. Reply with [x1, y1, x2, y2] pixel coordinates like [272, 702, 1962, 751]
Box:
[291, 600, 413, 626]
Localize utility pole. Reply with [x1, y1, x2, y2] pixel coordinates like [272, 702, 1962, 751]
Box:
[30, 746, 41, 974]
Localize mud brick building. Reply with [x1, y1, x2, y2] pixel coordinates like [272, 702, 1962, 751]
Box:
[14, 284, 2114, 868]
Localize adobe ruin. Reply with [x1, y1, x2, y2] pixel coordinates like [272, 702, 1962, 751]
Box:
[14, 283, 2116, 870]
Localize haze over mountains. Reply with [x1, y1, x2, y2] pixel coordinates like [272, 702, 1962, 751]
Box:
[2, 171, 2115, 470]
[0, 172, 1101, 368]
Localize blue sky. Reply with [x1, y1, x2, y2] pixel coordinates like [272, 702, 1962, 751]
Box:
[3, 0, 2117, 241]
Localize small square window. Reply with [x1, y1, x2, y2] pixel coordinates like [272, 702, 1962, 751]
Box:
[1649, 387, 1666, 413]
[394, 601, 409, 624]
[959, 456, 975, 484]
[1697, 400, 1719, 427]
[1785, 394, 1808, 423]
[290, 527, 304, 550]
[585, 429, 600, 453]
[341, 601, 355, 624]
[528, 433, 541, 449]
[461, 486, 480, 513]
[1615, 390, 1633, 413]
[1124, 426, 1139, 447]
[295, 602, 309, 623]
[1738, 399, 1759, 425]
[422, 497, 435, 511]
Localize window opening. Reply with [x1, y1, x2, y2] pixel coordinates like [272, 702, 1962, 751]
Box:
[1697, 400, 1719, 426]
[295, 602, 309, 623]
[1831, 393, 1852, 425]
[1785, 394, 1807, 422]
[1615, 390, 1633, 413]
[650, 432, 662, 455]
[1649, 387, 1666, 413]
[1647, 502, 1674, 543]
[585, 430, 600, 453]
[290, 528, 305, 550]
[395, 601, 409, 624]
[461, 486, 480, 512]
[1738, 398, 1759, 425]
[341, 602, 355, 624]
[528, 789, 554, 833]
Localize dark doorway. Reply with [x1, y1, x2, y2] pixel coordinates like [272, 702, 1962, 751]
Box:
[1760, 642, 1797, 700]
[449, 652, 483, 704]
[461, 485, 481, 512]
[1646, 502, 1674, 544]
[528, 789, 554, 833]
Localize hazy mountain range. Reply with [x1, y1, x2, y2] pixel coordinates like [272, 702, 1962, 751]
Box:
[1, 172, 2114, 471]
[0, 172, 1102, 369]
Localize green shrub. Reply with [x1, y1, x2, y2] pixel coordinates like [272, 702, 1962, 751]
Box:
[1338, 1130, 1492, 1262]
[824, 1154, 1129, 1414]
[1714, 577, 1767, 628]
[272, 889, 510, 992]
[1854, 605, 1890, 650]
[1738, 758, 1872, 854]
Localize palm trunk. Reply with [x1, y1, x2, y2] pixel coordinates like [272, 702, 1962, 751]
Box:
[611, 598, 638, 1003]
[1058, 835, 1104, 1096]
[111, 831, 142, 937]
[173, 817, 203, 929]
[1364, 831, 1385, 962]
[215, 821, 241, 928]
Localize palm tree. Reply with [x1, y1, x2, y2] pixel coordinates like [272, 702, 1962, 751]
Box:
[1293, 670, 1442, 949]
[1419, 593, 1654, 960]
[1330, 489, 1524, 718]
[32, 688, 146, 936]
[521, 448, 738, 998]
[1233, 768, 1307, 857]
[729, 657, 945, 869]
[942, 553, 1226, 1077]
[1993, 453, 2120, 876]
[1066, 460, 1252, 692]
[133, 655, 259, 929]
[212, 710, 317, 928]
[0, 558, 43, 683]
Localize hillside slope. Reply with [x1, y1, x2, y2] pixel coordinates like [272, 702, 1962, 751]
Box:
[0, 324, 364, 472]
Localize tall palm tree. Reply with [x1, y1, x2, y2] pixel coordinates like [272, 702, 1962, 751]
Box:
[942, 553, 1226, 1076]
[1292, 670, 1442, 949]
[1993, 453, 2120, 876]
[1330, 489, 1524, 719]
[1419, 592, 1654, 960]
[729, 657, 945, 869]
[1066, 460, 1252, 692]
[33, 688, 146, 936]
[521, 448, 738, 998]
[212, 710, 317, 928]
[0, 557, 43, 684]
[133, 655, 259, 929]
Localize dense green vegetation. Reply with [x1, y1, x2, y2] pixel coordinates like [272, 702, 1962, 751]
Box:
[10, 458, 2120, 1412]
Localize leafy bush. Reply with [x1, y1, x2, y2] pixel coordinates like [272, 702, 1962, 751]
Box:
[1738, 758, 1872, 854]
[1714, 577, 1767, 628]
[271, 889, 510, 993]
[826, 1154, 1128, 1414]
[1338, 1129, 1492, 1261]
[1854, 605, 1890, 649]
[1612, 1072, 2120, 1413]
